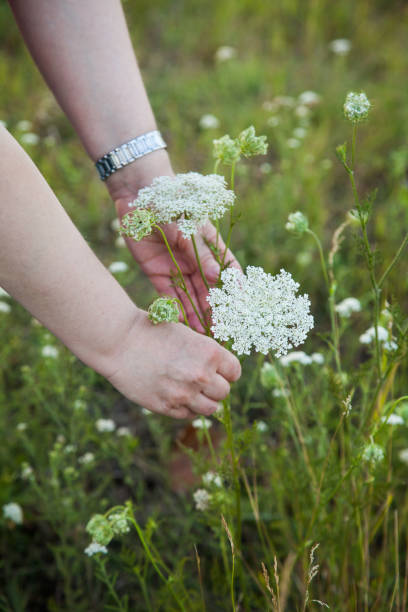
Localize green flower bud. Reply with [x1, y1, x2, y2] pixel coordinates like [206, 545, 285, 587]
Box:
[86, 514, 114, 546]
[260, 362, 279, 389]
[343, 92, 371, 124]
[213, 135, 241, 165]
[108, 511, 130, 535]
[285, 211, 309, 236]
[362, 442, 384, 466]
[148, 297, 180, 325]
[238, 126, 268, 157]
[119, 208, 155, 241]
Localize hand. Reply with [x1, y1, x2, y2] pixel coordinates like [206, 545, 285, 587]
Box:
[105, 310, 241, 419]
[107, 152, 241, 331]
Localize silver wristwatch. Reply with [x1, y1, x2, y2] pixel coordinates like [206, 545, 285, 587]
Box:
[95, 130, 167, 181]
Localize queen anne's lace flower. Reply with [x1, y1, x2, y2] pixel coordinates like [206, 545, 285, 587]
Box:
[148, 297, 180, 325]
[213, 136, 241, 166]
[343, 92, 371, 123]
[129, 173, 235, 239]
[193, 489, 211, 511]
[86, 514, 114, 546]
[335, 297, 361, 317]
[84, 542, 108, 557]
[286, 211, 309, 235]
[3, 502, 23, 525]
[207, 267, 313, 356]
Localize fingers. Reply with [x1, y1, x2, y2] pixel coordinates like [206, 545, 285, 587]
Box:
[216, 346, 242, 382]
[189, 392, 220, 417]
[201, 373, 230, 401]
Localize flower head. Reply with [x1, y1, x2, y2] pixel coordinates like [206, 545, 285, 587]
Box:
[108, 261, 128, 274]
[41, 345, 59, 358]
[362, 442, 384, 466]
[260, 362, 279, 389]
[95, 418, 116, 433]
[335, 297, 361, 318]
[192, 417, 213, 430]
[207, 267, 313, 356]
[202, 471, 222, 487]
[214, 46, 237, 62]
[3, 502, 23, 525]
[279, 351, 313, 366]
[86, 514, 114, 546]
[343, 92, 371, 123]
[193, 489, 211, 511]
[129, 173, 235, 239]
[109, 511, 130, 535]
[199, 114, 220, 129]
[84, 542, 108, 557]
[213, 135, 241, 166]
[237, 126, 268, 158]
[285, 211, 309, 236]
[119, 208, 155, 242]
[148, 296, 180, 325]
[329, 38, 351, 55]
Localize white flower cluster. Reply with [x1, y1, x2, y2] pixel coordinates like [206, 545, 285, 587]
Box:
[335, 297, 361, 318]
[207, 267, 314, 356]
[192, 417, 213, 430]
[279, 351, 324, 366]
[129, 172, 235, 239]
[193, 489, 211, 511]
[3, 502, 23, 525]
[343, 92, 371, 123]
[359, 326, 397, 351]
[84, 542, 108, 557]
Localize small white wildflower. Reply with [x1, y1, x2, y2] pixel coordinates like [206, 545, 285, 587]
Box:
[193, 489, 211, 511]
[64, 444, 76, 454]
[208, 267, 313, 356]
[267, 116, 280, 128]
[285, 211, 309, 235]
[362, 442, 384, 465]
[16, 422, 27, 432]
[108, 261, 128, 274]
[109, 512, 130, 535]
[192, 417, 213, 430]
[256, 420, 268, 432]
[0, 287, 10, 298]
[381, 414, 404, 425]
[84, 542, 108, 557]
[215, 46, 237, 62]
[117, 426, 132, 437]
[311, 352, 325, 365]
[295, 105, 311, 118]
[202, 471, 222, 487]
[130, 173, 235, 239]
[335, 297, 361, 318]
[20, 133, 39, 145]
[199, 114, 220, 129]
[272, 388, 290, 398]
[398, 449, 408, 464]
[95, 418, 116, 433]
[110, 218, 121, 232]
[3, 502, 23, 525]
[384, 339, 398, 352]
[260, 162, 272, 174]
[16, 120, 33, 131]
[73, 399, 86, 412]
[115, 236, 127, 248]
[41, 345, 59, 358]
[293, 128, 307, 140]
[86, 514, 114, 545]
[79, 452, 95, 465]
[298, 91, 321, 106]
[21, 462, 34, 480]
[280, 351, 313, 366]
[0, 301, 11, 314]
[344, 92, 371, 123]
[287, 138, 301, 149]
[329, 38, 351, 55]
[359, 326, 394, 347]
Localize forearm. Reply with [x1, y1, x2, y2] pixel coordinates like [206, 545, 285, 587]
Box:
[0, 126, 141, 375]
[8, 0, 168, 165]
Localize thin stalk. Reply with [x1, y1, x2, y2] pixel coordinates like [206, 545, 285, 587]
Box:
[174, 298, 190, 327]
[96, 560, 127, 612]
[191, 234, 210, 291]
[223, 396, 242, 550]
[378, 231, 408, 289]
[153, 224, 206, 330]
[351, 124, 357, 168]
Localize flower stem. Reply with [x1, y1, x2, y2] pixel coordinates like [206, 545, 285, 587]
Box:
[378, 231, 408, 289]
[174, 298, 190, 327]
[222, 396, 242, 554]
[191, 234, 210, 291]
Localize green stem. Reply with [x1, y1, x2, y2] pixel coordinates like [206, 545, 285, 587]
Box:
[174, 298, 190, 327]
[223, 396, 241, 551]
[96, 559, 127, 612]
[153, 224, 206, 330]
[378, 231, 408, 289]
[351, 124, 357, 168]
[230, 551, 236, 612]
[191, 234, 210, 291]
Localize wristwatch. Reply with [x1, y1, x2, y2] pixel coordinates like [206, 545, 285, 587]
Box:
[95, 130, 167, 181]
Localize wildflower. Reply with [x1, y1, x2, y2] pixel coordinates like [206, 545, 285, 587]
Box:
[202, 471, 222, 487]
[260, 362, 279, 389]
[78, 452, 95, 465]
[287, 138, 301, 149]
[298, 91, 321, 106]
[86, 514, 114, 546]
[108, 261, 128, 274]
[237, 126, 268, 157]
[285, 211, 309, 236]
[73, 399, 86, 412]
[109, 511, 130, 535]
[329, 38, 351, 55]
[384, 339, 398, 352]
[213, 135, 241, 166]
[214, 46, 236, 62]
[84, 542, 108, 557]
[207, 267, 313, 356]
[256, 420, 268, 433]
[0, 301, 11, 313]
[280, 351, 313, 366]
[193, 489, 211, 511]
[21, 462, 34, 481]
[16, 120, 33, 131]
[3, 502, 23, 525]
[115, 236, 126, 248]
[311, 352, 325, 364]
[343, 92, 371, 123]
[359, 326, 397, 350]
[129, 173, 235, 239]
[0, 287, 10, 297]
[20, 133, 39, 145]
[295, 105, 311, 118]
[95, 418, 116, 433]
[293, 127, 307, 139]
[110, 218, 121, 231]
[381, 414, 404, 425]
[192, 417, 213, 430]
[148, 296, 179, 325]
[267, 116, 280, 128]
[41, 345, 59, 358]
[119, 208, 155, 242]
[272, 388, 289, 398]
[117, 426, 132, 437]
[16, 422, 27, 432]
[398, 449, 408, 465]
[199, 114, 220, 129]
[335, 297, 361, 317]
[64, 444, 76, 454]
[362, 442, 384, 466]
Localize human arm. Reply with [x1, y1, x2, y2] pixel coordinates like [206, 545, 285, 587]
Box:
[0, 126, 241, 417]
[8, 0, 239, 330]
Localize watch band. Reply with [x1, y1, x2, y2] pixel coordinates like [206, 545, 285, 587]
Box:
[95, 130, 167, 181]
